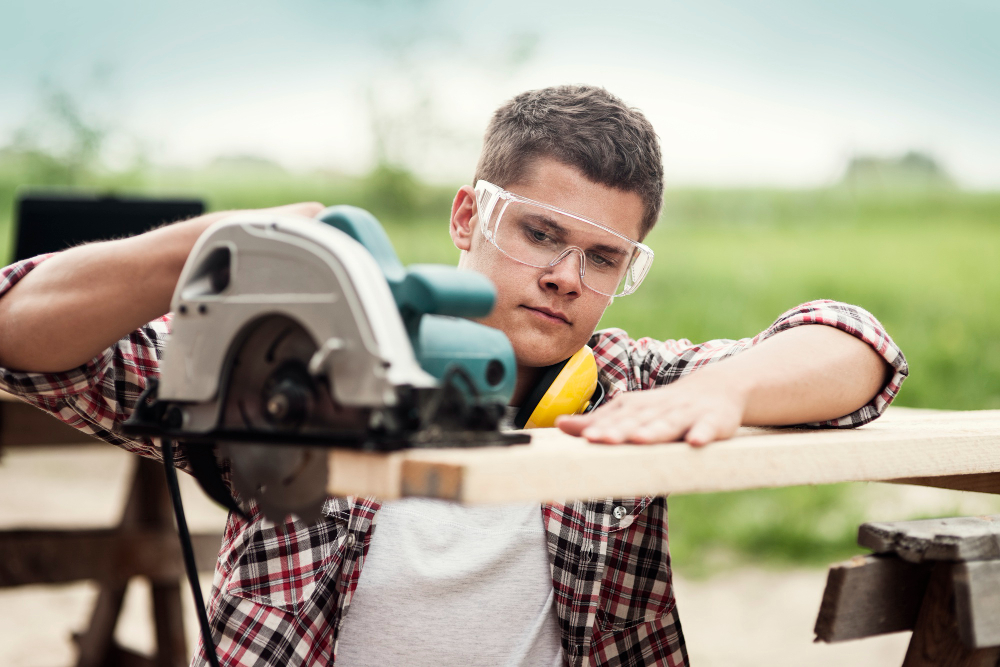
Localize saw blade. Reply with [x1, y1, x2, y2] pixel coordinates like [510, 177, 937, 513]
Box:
[219, 315, 362, 522]
[221, 315, 369, 434]
[221, 441, 329, 524]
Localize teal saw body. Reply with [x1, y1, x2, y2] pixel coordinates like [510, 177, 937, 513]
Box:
[318, 205, 517, 407]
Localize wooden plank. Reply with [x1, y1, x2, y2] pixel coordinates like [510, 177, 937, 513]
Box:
[814, 554, 932, 642]
[859, 516, 1000, 564]
[954, 560, 1000, 649]
[327, 408, 1000, 503]
[902, 563, 1000, 666]
[888, 473, 1000, 495]
[0, 529, 222, 586]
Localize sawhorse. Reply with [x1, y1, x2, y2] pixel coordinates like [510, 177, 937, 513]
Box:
[816, 515, 1000, 666]
[0, 395, 222, 667]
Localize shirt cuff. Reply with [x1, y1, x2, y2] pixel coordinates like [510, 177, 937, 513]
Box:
[766, 299, 908, 427]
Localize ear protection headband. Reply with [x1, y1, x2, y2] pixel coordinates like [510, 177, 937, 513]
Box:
[514, 346, 605, 429]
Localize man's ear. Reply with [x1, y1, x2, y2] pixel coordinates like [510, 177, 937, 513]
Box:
[450, 185, 477, 252]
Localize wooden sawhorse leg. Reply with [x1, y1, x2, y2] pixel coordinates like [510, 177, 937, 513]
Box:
[0, 453, 222, 667]
[816, 516, 1000, 666]
[74, 456, 191, 667]
[903, 562, 1000, 666]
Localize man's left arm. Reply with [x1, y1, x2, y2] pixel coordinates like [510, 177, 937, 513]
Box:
[558, 301, 904, 446]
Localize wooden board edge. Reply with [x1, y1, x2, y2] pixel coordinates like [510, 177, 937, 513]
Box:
[885, 473, 1000, 496]
[327, 449, 406, 500]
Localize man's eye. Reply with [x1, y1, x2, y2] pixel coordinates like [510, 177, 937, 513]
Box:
[525, 226, 553, 244]
[588, 253, 618, 269]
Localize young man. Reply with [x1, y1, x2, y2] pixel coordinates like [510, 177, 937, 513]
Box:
[0, 85, 906, 666]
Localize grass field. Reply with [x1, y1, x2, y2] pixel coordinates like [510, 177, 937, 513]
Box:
[2, 156, 998, 572]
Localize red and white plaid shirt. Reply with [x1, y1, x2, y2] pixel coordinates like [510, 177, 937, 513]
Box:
[0, 255, 907, 667]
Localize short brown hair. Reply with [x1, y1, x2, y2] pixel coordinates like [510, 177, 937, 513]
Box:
[474, 85, 664, 238]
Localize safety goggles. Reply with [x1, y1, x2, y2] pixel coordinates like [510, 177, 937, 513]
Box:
[474, 180, 654, 297]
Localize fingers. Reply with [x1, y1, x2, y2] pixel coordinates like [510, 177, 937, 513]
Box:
[629, 414, 692, 444]
[554, 398, 626, 436]
[555, 413, 592, 436]
[567, 402, 695, 445]
[555, 392, 740, 447]
[685, 419, 717, 448]
[267, 202, 325, 218]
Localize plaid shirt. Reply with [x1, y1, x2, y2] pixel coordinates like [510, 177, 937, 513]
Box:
[0, 255, 907, 667]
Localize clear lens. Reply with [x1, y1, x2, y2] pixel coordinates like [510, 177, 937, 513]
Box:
[491, 200, 642, 297]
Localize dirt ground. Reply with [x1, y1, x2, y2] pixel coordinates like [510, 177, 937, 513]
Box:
[3, 443, 998, 666]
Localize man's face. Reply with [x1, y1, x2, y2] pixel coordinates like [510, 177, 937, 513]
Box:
[450, 158, 646, 368]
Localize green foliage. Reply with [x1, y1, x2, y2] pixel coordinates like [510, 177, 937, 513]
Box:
[602, 212, 1000, 412]
[360, 163, 455, 219]
[2, 150, 999, 572]
[666, 484, 870, 577]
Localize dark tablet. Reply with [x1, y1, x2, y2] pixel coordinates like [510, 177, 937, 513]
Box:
[13, 193, 205, 263]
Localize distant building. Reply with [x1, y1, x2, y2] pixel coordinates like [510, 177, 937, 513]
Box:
[841, 151, 954, 191]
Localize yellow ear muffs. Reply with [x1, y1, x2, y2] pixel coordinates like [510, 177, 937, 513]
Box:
[514, 346, 600, 429]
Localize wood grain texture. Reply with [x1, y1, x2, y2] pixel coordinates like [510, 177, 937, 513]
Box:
[902, 563, 1000, 666]
[859, 516, 1000, 563]
[954, 560, 1000, 649]
[888, 473, 1000, 495]
[814, 554, 932, 642]
[0, 529, 222, 587]
[327, 408, 1000, 503]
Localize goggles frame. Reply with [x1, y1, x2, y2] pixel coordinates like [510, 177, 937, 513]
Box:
[473, 180, 654, 297]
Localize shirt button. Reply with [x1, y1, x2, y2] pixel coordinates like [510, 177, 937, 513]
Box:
[346, 534, 356, 548]
[613, 505, 627, 520]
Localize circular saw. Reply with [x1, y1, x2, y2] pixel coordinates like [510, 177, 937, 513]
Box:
[126, 206, 527, 523]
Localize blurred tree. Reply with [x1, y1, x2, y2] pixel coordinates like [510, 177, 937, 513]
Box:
[0, 73, 127, 189]
[363, 163, 423, 217]
[356, 0, 540, 205]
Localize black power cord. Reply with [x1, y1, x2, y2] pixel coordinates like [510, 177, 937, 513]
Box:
[162, 437, 222, 667]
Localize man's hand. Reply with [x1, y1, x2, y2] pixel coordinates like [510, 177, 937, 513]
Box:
[555, 365, 748, 447]
[260, 202, 326, 218]
[556, 325, 890, 447]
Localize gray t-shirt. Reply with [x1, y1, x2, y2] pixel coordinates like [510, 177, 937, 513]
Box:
[334, 498, 564, 666]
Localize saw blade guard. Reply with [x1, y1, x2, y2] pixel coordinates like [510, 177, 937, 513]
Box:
[158, 211, 436, 415]
[156, 206, 519, 432]
[319, 206, 516, 406]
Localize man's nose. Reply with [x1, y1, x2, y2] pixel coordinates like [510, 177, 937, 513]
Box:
[540, 248, 584, 296]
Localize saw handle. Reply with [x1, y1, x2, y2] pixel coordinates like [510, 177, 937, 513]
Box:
[396, 265, 494, 319]
[316, 205, 406, 283]
[316, 205, 496, 321]
[316, 204, 516, 405]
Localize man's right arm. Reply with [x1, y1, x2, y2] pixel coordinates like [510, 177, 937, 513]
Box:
[0, 202, 323, 373]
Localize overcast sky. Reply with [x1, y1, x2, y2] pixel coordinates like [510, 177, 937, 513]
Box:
[2, 0, 997, 187]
